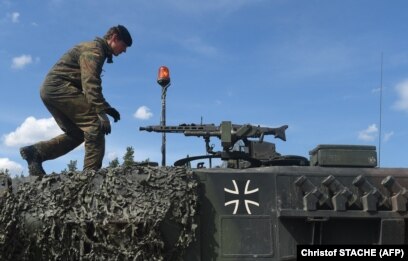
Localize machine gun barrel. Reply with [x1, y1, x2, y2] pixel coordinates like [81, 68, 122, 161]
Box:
[139, 124, 218, 133]
[140, 121, 288, 163]
[140, 121, 288, 141]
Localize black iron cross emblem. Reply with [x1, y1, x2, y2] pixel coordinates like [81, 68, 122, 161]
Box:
[224, 179, 259, 215]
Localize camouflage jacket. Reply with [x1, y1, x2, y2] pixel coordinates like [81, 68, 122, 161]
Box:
[42, 37, 114, 113]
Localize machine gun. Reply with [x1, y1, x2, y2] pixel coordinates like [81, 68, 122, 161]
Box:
[140, 121, 291, 168]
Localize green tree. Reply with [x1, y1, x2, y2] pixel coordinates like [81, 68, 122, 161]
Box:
[62, 160, 78, 173]
[67, 160, 78, 172]
[0, 169, 9, 175]
[122, 146, 135, 168]
[109, 157, 120, 168]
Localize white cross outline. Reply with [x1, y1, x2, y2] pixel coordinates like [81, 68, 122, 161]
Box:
[224, 180, 259, 214]
[244, 180, 259, 214]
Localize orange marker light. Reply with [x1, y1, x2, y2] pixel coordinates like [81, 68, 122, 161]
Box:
[157, 66, 170, 87]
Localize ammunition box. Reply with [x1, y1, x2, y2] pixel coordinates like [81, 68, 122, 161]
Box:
[249, 141, 276, 160]
[309, 144, 377, 167]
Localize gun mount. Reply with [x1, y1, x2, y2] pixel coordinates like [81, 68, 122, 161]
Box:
[139, 121, 303, 168]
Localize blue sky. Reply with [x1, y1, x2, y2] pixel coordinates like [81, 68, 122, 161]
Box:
[2, 0, 408, 176]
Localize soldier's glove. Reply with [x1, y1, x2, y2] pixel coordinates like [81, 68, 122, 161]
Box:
[105, 107, 120, 122]
[97, 112, 111, 135]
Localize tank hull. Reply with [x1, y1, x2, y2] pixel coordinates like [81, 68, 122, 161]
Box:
[186, 166, 408, 260]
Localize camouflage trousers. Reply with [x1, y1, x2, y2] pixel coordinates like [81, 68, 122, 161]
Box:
[33, 85, 105, 170]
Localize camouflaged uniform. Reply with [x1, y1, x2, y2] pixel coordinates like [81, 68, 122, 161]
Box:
[33, 37, 114, 170]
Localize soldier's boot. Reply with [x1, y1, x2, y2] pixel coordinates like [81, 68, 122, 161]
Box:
[20, 145, 46, 177]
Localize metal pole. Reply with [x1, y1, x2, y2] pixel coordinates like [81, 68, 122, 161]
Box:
[161, 84, 170, 167]
[378, 52, 383, 167]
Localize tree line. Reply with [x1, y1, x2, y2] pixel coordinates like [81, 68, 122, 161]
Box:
[62, 146, 149, 173]
[1, 146, 149, 176]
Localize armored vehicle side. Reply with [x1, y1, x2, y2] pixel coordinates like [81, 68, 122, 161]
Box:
[1, 121, 407, 260]
[142, 121, 408, 260]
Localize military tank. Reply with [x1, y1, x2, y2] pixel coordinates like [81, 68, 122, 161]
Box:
[1, 120, 408, 260]
[140, 121, 408, 260]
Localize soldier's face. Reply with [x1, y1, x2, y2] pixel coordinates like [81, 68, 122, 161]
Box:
[111, 35, 128, 56]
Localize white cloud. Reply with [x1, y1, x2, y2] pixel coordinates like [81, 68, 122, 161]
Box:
[0, 158, 24, 177]
[11, 12, 19, 23]
[393, 79, 408, 112]
[384, 131, 394, 142]
[358, 124, 378, 142]
[134, 106, 153, 120]
[106, 151, 119, 161]
[3, 117, 63, 147]
[11, 54, 33, 69]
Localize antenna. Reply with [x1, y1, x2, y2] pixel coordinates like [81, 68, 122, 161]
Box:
[378, 52, 383, 167]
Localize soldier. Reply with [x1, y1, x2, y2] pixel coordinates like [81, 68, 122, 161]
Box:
[20, 25, 132, 176]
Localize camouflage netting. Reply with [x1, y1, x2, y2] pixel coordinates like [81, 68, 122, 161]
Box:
[0, 165, 198, 260]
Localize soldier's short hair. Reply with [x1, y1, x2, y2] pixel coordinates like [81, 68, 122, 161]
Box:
[104, 25, 132, 47]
